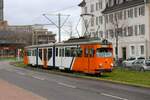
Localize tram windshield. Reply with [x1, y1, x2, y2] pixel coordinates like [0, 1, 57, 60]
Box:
[96, 48, 112, 57]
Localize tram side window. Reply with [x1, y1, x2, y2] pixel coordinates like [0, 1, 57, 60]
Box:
[62, 48, 64, 57]
[39, 49, 42, 60]
[27, 50, 31, 56]
[71, 47, 77, 57]
[65, 48, 71, 57]
[90, 48, 94, 57]
[32, 50, 36, 56]
[56, 48, 58, 57]
[76, 48, 82, 57]
[59, 49, 62, 57]
[48, 48, 52, 60]
[59, 48, 64, 57]
[84, 48, 88, 57]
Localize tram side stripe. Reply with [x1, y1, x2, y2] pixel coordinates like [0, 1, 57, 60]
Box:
[70, 57, 75, 70]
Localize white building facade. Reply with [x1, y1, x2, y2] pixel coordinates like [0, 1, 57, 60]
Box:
[80, 0, 150, 60]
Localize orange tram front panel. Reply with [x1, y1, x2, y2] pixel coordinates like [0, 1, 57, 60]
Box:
[72, 44, 113, 74]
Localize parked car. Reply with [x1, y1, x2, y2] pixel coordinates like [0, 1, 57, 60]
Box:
[122, 57, 145, 67]
[132, 59, 150, 71]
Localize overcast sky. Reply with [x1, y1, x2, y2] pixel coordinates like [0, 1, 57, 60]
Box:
[4, 0, 82, 40]
[4, 0, 81, 25]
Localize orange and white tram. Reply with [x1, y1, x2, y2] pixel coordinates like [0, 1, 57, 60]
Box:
[24, 38, 114, 74]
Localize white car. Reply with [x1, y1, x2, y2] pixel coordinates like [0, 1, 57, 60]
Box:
[132, 59, 150, 71]
[123, 57, 145, 67]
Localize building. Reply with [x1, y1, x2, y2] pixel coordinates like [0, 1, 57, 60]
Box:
[32, 27, 56, 45]
[0, 40, 25, 57]
[0, 0, 3, 21]
[80, 0, 150, 59]
[79, 0, 107, 38]
[8, 25, 56, 45]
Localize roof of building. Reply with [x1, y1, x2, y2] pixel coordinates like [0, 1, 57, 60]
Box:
[0, 40, 25, 45]
[0, 31, 14, 35]
[102, 0, 145, 14]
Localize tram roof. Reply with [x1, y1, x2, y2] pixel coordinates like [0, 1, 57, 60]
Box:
[25, 38, 112, 49]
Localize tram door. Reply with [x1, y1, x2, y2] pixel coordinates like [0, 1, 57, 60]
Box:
[60, 48, 65, 70]
[32, 49, 37, 66]
[84, 47, 95, 73]
[43, 49, 48, 68]
[84, 48, 90, 73]
[89, 48, 95, 73]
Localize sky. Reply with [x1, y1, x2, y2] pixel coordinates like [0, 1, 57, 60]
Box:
[4, 0, 82, 41]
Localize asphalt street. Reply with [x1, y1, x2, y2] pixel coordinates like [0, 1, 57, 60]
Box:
[0, 61, 150, 100]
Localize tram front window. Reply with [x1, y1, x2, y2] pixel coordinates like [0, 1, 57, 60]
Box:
[96, 48, 112, 57]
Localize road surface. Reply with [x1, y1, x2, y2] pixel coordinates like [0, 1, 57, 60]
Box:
[0, 61, 150, 100]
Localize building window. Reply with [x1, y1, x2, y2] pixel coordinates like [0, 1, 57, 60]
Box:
[124, 10, 126, 20]
[99, 31, 103, 38]
[118, 28, 123, 37]
[109, 14, 113, 23]
[90, 4, 94, 12]
[134, 7, 138, 17]
[99, 0, 103, 9]
[109, 29, 114, 38]
[131, 46, 135, 55]
[96, 17, 99, 25]
[134, 25, 138, 36]
[128, 9, 133, 18]
[139, 6, 145, 16]
[99, 16, 103, 24]
[118, 11, 122, 20]
[124, 27, 127, 37]
[139, 24, 145, 35]
[106, 30, 109, 38]
[128, 26, 133, 36]
[91, 17, 95, 27]
[105, 15, 108, 23]
[140, 45, 144, 55]
[96, 3, 99, 11]
[84, 7, 88, 14]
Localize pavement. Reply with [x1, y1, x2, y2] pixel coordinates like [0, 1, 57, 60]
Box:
[0, 61, 150, 100]
[0, 79, 46, 100]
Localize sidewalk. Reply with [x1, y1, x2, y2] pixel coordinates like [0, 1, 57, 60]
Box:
[0, 79, 46, 100]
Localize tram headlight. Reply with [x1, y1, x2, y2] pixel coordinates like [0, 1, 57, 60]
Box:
[99, 64, 103, 68]
[111, 63, 114, 67]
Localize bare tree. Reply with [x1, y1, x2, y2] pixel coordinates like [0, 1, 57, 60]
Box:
[109, 13, 128, 65]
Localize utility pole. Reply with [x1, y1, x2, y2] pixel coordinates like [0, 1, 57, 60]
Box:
[43, 13, 70, 43]
[58, 13, 61, 42]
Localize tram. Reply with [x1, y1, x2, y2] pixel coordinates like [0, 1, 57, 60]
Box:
[24, 37, 114, 74]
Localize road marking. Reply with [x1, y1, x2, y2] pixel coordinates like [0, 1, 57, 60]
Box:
[32, 75, 45, 81]
[101, 93, 128, 100]
[5, 69, 13, 72]
[17, 72, 26, 76]
[58, 82, 76, 89]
